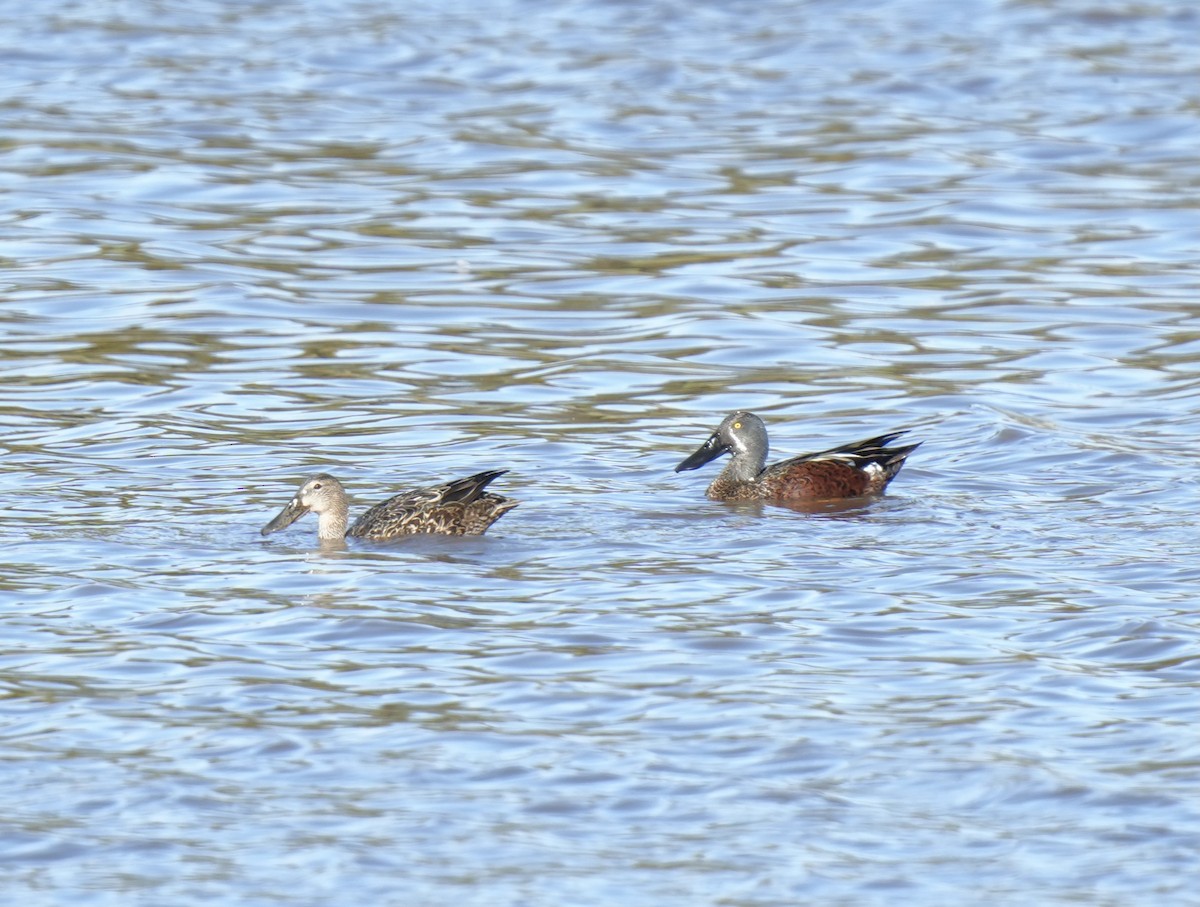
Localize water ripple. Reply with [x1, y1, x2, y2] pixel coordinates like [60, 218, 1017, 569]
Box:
[4, 1, 1200, 905]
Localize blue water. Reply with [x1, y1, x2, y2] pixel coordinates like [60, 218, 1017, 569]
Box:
[3, 1, 1200, 904]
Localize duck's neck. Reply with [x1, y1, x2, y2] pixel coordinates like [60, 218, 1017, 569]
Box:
[722, 448, 765, 484]
[316, 502, 351, 540]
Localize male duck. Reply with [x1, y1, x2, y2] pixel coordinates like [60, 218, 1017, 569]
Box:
[675, 411, 919, 503]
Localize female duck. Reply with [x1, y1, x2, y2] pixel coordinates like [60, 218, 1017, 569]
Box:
[261, 470, 517, 541]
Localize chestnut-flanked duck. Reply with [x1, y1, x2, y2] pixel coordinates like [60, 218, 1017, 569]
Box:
[675, 412, 919, 503]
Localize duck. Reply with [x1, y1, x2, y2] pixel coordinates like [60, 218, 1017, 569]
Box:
[261, 469, 516, 541]
[675, 411, 919, 503]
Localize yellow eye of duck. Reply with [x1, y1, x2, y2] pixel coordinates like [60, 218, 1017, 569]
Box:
[733, 422, 741, 429]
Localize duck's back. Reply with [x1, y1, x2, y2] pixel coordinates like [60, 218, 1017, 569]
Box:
[348, 470, 517, 538]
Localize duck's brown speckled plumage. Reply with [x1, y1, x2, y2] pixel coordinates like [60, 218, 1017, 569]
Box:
[261, 470, 517, 541]
[675, 411, 919, 504]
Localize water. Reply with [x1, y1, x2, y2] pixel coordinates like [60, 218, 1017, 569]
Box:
[3, 0, 1200, 904]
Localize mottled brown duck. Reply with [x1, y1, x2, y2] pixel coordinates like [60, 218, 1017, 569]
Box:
[675, 411, 919, 503]
[261, 470, 517, 541]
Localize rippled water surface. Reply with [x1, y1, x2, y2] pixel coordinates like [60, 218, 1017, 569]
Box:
[4, 1, 1200, 904]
